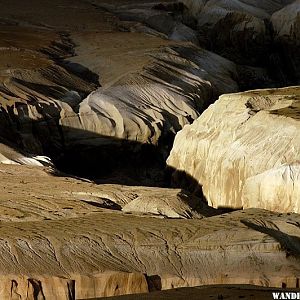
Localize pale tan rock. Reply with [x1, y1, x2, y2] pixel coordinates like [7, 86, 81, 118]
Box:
[73, 272, 148, 299]
[0, 205, 298, 296]
[62, 44, 238, 148]
[0, 143, 52, 167]
[242, 163, 300, 212]
[122, 188, 216, 218]
[0, 273, 147, 300]
[0, 165, 299, 298]
[167, 86, 300, 213]
[0, 276, 74, 300]
[0, 2, 238, 164]
[0, 164, 212, 221]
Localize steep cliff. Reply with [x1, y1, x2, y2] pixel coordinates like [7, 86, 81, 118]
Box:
[167, 86, 300, 213]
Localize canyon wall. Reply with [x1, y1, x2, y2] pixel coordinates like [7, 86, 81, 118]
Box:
[168, 86, 300, 212]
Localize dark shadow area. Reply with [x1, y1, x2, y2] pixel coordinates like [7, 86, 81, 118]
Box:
[145, 275, 162, 292]
[0, 100, 206, 191]
[217, 206, 243, 214]
[178, 3, 300, 90]
[27, 279, 46, 300]
[67, 280, 76, 300]
[240, 219, 300, 258]
[166, 167, 205, 197]
[82, 284, 300, 300]
[80, 199, 122, 211]
[59, 60, 100, 86]
[270, 102, 300, 120]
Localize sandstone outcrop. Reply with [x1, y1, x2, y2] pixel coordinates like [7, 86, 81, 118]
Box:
[0, 0, 239, 181]
[0, 1, 299, 299]
[0, 164, 299, 299]
[0, 164, 214, 221]
[167, 86, 300, 213]
[0, 273, 148, 300]
[62, 43, 238, 149]
[121, 187, 216, 218]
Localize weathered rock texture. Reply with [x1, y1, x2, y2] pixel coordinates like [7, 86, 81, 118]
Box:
[168, 86, 300, 213]
[0, 0, 239, 182]
[0, 1, 299, 299]
[0, 165, 299, 299]
[182, 0, 280, 60]
[63, 44, 238, 148]
[181, 0, 299, 85]
[95, 1, 199, 45]
[0, 164, 215, 221]
[271, 0, 300, 83]
[0, 164, 299, 299]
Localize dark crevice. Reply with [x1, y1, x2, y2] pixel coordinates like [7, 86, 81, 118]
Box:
[81, 199, 122, 211]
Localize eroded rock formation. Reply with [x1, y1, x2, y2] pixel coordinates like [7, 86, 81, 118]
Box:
[0, 165, 299, 299]
[168, 86, 300, 213]
[271, 0, 300, 83]
[0, 0, 299, 299]
[0, 164, 215, 221]
[181, 0, 299, 86]
[0, 0, 241, 182]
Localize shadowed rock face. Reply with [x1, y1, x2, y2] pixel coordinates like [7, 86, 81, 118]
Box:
[167, 86, 300, 213]
[271, 0, 300, 83]
[181, 0, 300, 86]
[91, 285, 300, 300]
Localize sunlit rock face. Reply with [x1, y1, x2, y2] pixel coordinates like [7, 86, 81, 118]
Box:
[0, 273, 149, 300]
[167, 86, 300, 213]
[61, 45, 238, 148]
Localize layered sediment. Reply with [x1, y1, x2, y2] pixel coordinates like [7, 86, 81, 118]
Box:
[0, 164, 299, 299]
